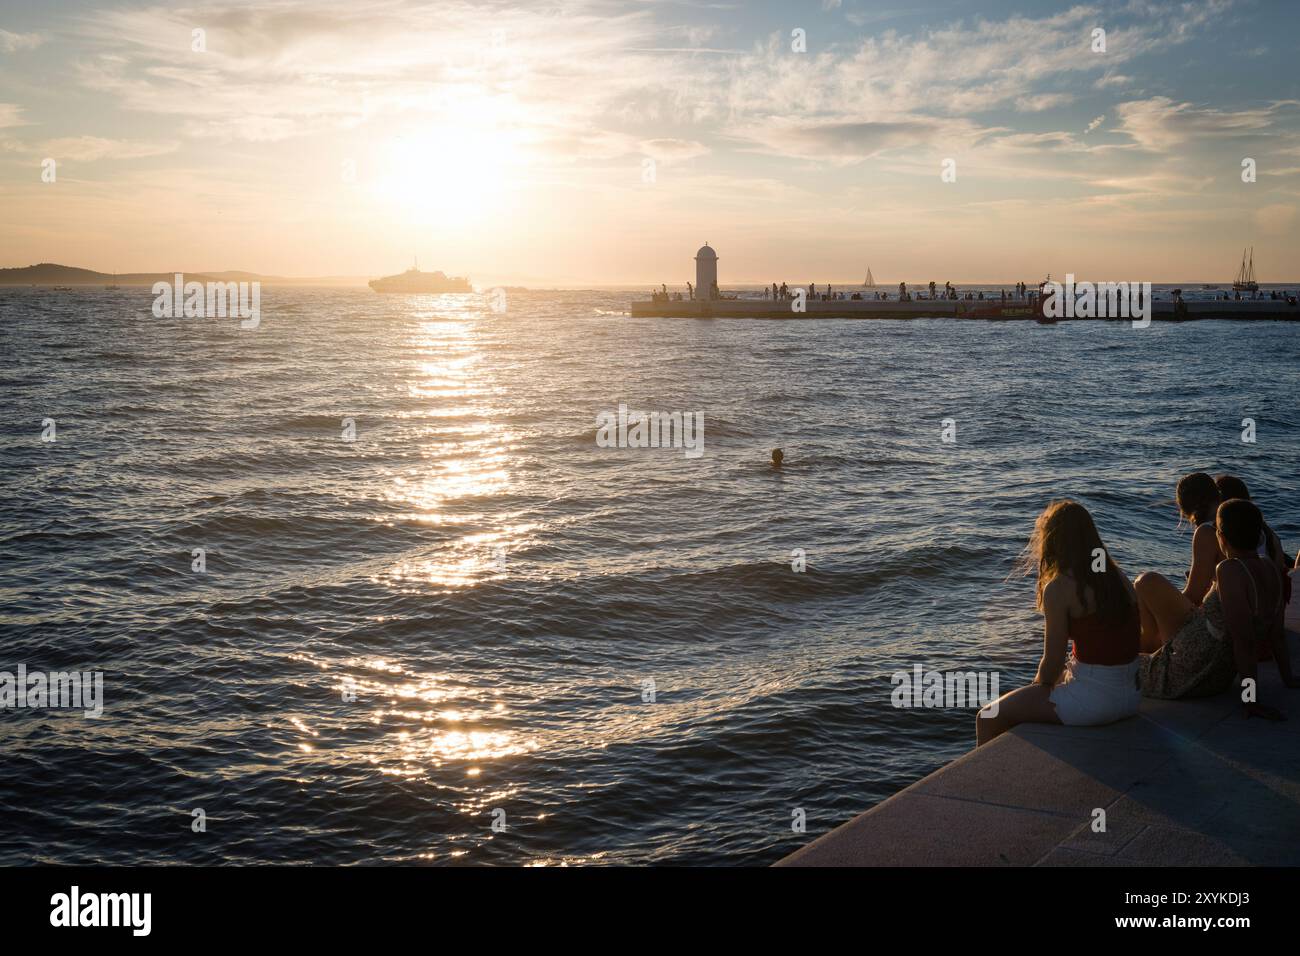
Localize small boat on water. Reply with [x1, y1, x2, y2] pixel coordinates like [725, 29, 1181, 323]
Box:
[369, 259, 472, 293]
[863, 267, 875, 288]
[1232, 248, 1259, 292]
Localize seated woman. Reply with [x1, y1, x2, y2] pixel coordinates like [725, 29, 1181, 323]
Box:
[976, 500, 1140, 746]
[1214, 474, 1291, 659]
[1214, 474, 1288, 571]
[1136, 498, 1298, 714]
[1174, 472, 1223, 612]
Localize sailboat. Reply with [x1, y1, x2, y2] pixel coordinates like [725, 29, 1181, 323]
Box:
[863, 267, 875, 288]
[1232, 247, 1259, 292]
[105, 271, 121, 290]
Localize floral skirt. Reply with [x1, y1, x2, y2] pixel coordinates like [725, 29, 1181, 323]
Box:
[1139, 608, 1235, 700]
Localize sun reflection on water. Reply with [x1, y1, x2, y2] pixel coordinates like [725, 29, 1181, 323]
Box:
[379, 308, 522, 587]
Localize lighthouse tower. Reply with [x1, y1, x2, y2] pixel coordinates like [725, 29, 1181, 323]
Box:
[695, 243, 718, 300]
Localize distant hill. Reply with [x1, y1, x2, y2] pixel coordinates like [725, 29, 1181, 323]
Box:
[0, 263, 370, 287]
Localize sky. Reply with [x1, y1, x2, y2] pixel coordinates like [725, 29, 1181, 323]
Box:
[2, 0, 1299, 285]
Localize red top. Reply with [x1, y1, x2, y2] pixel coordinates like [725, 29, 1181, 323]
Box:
[1069, 607, 1140, 665]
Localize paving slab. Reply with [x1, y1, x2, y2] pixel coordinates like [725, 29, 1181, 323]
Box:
[777, 632, 1300, 866]
[777, 791, 1081, 867]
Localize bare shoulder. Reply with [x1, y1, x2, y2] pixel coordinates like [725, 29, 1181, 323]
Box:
[1043, 574, 1075, 610]
[1214, 557, 1247, 587]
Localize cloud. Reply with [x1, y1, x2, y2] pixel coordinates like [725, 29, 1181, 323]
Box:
[7, 0, 1272, 271]
[37, 136, 180, 162]
[717, 0, 1235, 166]
[69, 0, 1236, 163]
[0, 30, 44, 53]
[987, 131, 1081, 153]
[71, 0, 667, 146]
[0, 103, 25, 128]
[1114, 97, 1300, 150]
[738, 118, 961, 164]
[1094, 71, 1134, 89]
[639, 138, 710, 162]
[1015, 93, 1076, 112]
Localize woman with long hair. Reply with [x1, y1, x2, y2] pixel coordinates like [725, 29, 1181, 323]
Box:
[1175, 472, 1222, 606]
[1137, 498, 1297, 710]
[976, 500, 1141, 745]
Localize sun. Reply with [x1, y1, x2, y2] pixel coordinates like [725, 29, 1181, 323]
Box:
[372, 124, 514, 227]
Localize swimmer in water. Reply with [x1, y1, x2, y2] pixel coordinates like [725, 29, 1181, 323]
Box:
[771, 449, 784, 468]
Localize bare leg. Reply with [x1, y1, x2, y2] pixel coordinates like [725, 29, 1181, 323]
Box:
[1138, 590, 1161, 653]
[1135, 571, 1195, 652]
[975, 683, 1060, 746]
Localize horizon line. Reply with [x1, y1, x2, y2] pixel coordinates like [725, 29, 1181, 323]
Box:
[3, 263, 1296, 288]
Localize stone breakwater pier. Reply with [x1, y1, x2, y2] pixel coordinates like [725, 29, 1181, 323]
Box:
[629, 297, 1300, 321]
[636, 242, 1300, 321]
[776, 632, 1300, 867]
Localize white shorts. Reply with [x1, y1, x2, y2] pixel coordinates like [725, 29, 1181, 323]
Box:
[1049, 658, 1141, 726]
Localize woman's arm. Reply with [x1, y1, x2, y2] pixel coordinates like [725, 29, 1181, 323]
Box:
[1034, 578, 1071, 687]
[1183, 523, 1219, 605]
